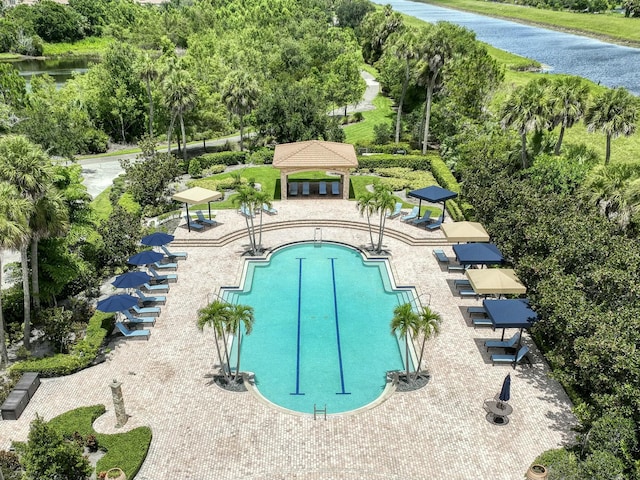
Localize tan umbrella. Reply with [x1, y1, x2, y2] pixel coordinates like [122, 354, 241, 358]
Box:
[441, 221, 490, 243]
[465, 269, 526, 295]
[172, 187, 222, 231]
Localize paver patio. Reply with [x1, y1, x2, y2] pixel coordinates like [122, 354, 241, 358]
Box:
[0, 199, 576, 479]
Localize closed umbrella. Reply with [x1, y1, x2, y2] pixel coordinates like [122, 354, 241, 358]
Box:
[141, 232, 175, 247]
[112, 271, 152, 289]
[97, 294, 139, 313]
[498, 374, 511, 408]
[128, 250, 164, 266]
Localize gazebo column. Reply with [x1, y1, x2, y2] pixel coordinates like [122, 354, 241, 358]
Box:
[280, 171, 287, 200]
[342, 170, 350, 199]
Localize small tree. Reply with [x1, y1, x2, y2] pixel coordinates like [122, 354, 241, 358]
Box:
[413, 306, 442, 380]
[197, 300, 233, 383]
[391, 303, 419, 380]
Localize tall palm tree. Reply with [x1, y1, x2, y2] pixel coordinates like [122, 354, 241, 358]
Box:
[138, 52, 159, 137]
[233, 185, 258, 255]
[373, 183, 396, 253]
[197, 300, 233, 382]
[253, 189, 272, 253]
[584, 163, 640, 229]
[225, 303, 255, 384]
[387, 30, 418, 144]
[413, 306, 442, 381]
[548, 76, 589, 155]
[356, 190, 376, 251]
[221, 71, 260, 151]
[163, 69, 197, 161]
[0, 182, 31, 365]
[29, 189, 69, 310]
[0, 135, 53, 349]
[391, 303, 420, 380]
[585, 87, 638, 165]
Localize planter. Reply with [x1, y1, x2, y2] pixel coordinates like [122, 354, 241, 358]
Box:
[526, 464, 548, 480]
[106, 468, 126, 480]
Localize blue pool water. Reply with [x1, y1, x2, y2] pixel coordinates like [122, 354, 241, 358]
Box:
[223, 242, 416, 414]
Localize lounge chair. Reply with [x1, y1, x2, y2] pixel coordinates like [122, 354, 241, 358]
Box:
[412, 211, 432, 225]
[319, 181, 327, 195]
[130, 304, 160, 316]
[115, 322, 150, 340]
[302, 182, 310, 196]
[459, 289, 479, 298]
[153, 261, 177, 270]
[485, 332, 521, 351]
[331, 181, 340, 195]
[184, 215, 204, 231]
[135, 289, 165, 305]
[142, 282, 169, 292]
[262, 203, 277, 215]
[148, 267, 177, 283]
[239, 204, 255, 218]
[426, 218, 443, 231]
[161, 245, 187, 260]
[467, 306, 487, 316]
[448, 263, 468, 273]
[473, 317, 493, 328]
[401, 206, 419, 222]
[491, 345, 530, 367]
[454, 279, 471, 289]
[387, 202, 403, 219]
[196, 210, 217, 227]
[433, 249, 450, 264]
[289, 182, 298, 196]
[121, 310, 156, 326]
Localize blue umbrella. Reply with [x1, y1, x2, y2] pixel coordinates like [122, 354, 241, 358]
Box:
[499, 373, 511, 404]
[128, 250, 164, 265]
[141, 232, 175, 247]
[112, 271, 152, 289]
[97, 294, 139, 312]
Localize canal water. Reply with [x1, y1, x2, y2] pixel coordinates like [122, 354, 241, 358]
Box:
[4, 56, 95, 89]
[373, 0, 640, 95]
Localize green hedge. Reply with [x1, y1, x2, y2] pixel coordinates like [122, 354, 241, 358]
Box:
[9, 312, 114, 378]
[429, 156, 473, 221]
[196, 151, 247, 167]
[354, 142, 415, 155]
[356, 154, 433, 171]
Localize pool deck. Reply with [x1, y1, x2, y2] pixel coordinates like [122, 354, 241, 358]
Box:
[0, 200, 576, 479]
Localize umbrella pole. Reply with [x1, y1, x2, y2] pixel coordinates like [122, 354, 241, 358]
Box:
[208, 201, 212, 220]
[185, 203, 190, 232]
[418, 199, 422, 216]
[442, 200, 446, 221]
[501, 329, 505, 341]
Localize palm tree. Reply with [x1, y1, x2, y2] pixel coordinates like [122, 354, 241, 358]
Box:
[253, 189, 272, 253]
[221, 71, 260, 151]
[584, 163, 640, 229]
[548, 76, 589, 155]
[373, 183, 396, 253]
[356, 190, 376, 251]
[163, 69, 197, 161]
[233, 185, 258, 255]
[0, 182, 31, 365]
[0, 135, 53, 349]
[413, 306, 442, 381]
[585, 87, 638, 165]
[197, 300, 233, 383]
[391, 303, 419, 380]
[225, 303, 255, 384]
[387, 30, 418, 144]
[29, 188, 69, 311]
[138, 52, 159, 137]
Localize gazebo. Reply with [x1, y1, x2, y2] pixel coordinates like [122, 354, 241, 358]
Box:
[172, 186, 222, 232]
[272, 140, 358, 200]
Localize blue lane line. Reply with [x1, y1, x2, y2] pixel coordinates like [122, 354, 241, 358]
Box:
[290, 257, 305, 396]
[330, 258, 350, 395]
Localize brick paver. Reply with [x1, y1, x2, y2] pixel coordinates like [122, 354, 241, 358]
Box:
[0, 200, 575, 479]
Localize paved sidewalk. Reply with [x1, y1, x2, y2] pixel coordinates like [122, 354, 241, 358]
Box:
[0, 200, 576, 479]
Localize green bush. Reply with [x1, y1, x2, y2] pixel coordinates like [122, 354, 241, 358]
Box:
[355, 142, 414, 155]
[117, 192, 142, 217]
[429, 156, 460, 194]
[10, 312, 114, 378]
[203, 164, 226, 175]
[188, 158, 203, 178]
[197, 151, 247, 167]
[356, 154, 432, 171]
[249, 148, 274, 165]
[534, 448, 581, 480]
[585, 413, 638, 463]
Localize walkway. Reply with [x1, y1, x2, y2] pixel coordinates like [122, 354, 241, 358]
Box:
[0, 200, 576, 479]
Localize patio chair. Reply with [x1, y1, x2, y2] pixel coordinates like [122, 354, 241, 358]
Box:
[433, 249, 450, 264]
[387, 202, 403, 219]
[135, 289, 165, 305]
[115, 322, 150, 340]
[302, 182, 310, 196]
[491, 345, 530, 367]
[130, 304, 160, 316]
[262, 203, 278, 215]
[459, 289, 479, 298]
[454, 279, 471, 289]
[121, 310, 156, 326]
[142, 282, 169, 292]
[412, 211, 432, 225]
[196, 210, 217, 227]
[289, 182, 298, 196]
[425, 218, 443, 231]
[148, 267, 177, 283]
[485, 332, 521, 351]
[448, 263, 469, 273]
[319, 181, 327, 195]
[401, 206, 419, 222]
[467, 306, 487, 316]
[161, 245, 187, 260]
[239, 204, 255, 218]
[183, 215, 204, 231]
[153, 261, 177, 271]
[473, 317, 493, 328]
[331, 181, 340, 195]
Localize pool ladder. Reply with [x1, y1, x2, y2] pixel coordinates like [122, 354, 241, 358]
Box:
[314, 404, 327, 420]
[314, 227, 322, 246]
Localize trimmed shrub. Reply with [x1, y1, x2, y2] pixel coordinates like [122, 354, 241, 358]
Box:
[356, 154, 432, 171]
[188, 158, 203, 178]
[203, 164, 226, 176]
[534, 448, 581, 480]
[249, 148, 274, 165]
[196, 151, 247, 168]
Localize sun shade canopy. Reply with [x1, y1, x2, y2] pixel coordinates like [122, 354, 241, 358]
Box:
[483, 299, 538, 329]
[453, 243, 504, 266]
[172, 187, 222, 204]
[465, 268, 527, 295]
[408, 186, 458, 203]
[441, 222, 490, 243]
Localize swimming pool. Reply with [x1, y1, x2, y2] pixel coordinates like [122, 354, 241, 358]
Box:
[222, 242, 417, 415]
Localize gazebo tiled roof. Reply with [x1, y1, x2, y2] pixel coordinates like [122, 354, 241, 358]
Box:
[273, 140, 358, 169]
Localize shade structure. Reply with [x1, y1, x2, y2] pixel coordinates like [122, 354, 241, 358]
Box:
[408, 186, 458, 221]
[141, 232, 175, 247]
[499, 374, 511, 403]
[453, 243, 503, 266]
[465, 269, 526, 295]
[97, 294, 139, 312]
[128, 250, 164, 266]
[441, 221, 490, 243]
[112, 271, 152, 289]
[483, 299, 538, 330]
[172, 186, 222, 232]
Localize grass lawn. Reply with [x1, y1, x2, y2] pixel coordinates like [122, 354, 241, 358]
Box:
[42, 36, 113, 57]
[344, 95, 395, 144]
